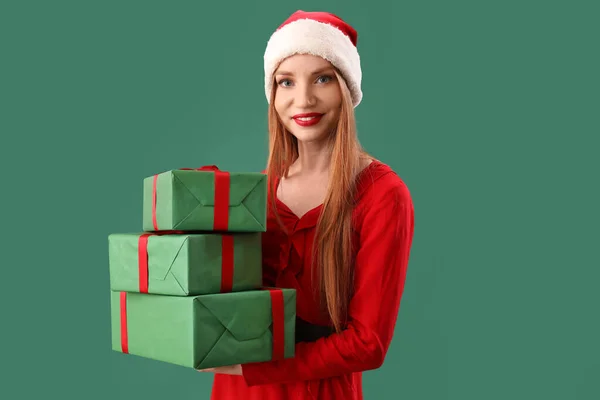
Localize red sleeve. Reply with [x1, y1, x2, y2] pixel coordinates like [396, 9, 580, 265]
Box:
[241, 180, 415, 386]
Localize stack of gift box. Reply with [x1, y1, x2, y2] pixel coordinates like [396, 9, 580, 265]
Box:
[108, 166, 296, 370]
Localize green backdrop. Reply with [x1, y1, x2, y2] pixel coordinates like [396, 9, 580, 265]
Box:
[2, 0, 598, 399]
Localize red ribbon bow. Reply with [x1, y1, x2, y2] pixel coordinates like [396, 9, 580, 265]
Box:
[152, 165, 231, 231]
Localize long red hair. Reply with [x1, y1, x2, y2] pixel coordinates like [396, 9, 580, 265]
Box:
[265, 69, 371, 333]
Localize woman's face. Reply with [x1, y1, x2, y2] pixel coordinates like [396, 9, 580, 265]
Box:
[273, 54, 342, 144]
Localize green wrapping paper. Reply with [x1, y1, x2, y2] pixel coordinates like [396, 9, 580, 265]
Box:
[108, 232, 262, 296]
[142, 167, 267, 232]
[111, 289, 296, 369]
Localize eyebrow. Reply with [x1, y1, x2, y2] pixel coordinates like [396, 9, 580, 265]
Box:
[275, 67, 334, 76]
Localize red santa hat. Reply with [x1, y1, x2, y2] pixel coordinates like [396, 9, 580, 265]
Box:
[263, 10, 363, 107]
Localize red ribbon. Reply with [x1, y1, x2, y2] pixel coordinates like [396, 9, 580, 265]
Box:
[198, 165, 231, 232]
[152, 165, 230, 231]
[120, 292, 129, 353]
[266, 288, 285, 360]
[137, 233, 152, 293]
[220, 234, 234, 292]
[137, 230, 234, 294]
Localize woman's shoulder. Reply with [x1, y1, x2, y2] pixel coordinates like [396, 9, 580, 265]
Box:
[351, 160, 413, 234]
[355, 159, 412, 208]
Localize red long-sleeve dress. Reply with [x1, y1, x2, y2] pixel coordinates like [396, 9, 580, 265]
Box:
[210, 160, 415, 399]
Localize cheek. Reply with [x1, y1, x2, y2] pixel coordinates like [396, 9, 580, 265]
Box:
[325, 90, 342, 110]
[274, 104, 286, 126]
[324, 94, 342, 118]
[273, 99, 290, 128]
[273, 100, 283, 116]
[273, 89, 288, 112]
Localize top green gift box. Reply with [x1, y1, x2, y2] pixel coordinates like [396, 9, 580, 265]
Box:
[142, 166, 267, 232]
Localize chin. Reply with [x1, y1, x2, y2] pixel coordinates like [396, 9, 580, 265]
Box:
[287, 128, 329, 143]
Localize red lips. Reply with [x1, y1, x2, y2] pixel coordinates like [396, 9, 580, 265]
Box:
[292, 113, 324, 127]
[293, 112, 323, 119]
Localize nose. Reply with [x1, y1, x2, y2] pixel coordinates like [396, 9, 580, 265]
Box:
[294, 83, 316, 108]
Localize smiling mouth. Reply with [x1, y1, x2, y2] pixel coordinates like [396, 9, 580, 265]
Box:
[292, 113, 324, 127]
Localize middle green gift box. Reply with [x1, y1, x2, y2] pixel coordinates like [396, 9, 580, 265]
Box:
[111, 288, 296, 369]
[108, 232, 262, 296]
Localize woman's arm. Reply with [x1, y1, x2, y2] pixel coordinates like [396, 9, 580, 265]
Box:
[241, 181, 415, 386]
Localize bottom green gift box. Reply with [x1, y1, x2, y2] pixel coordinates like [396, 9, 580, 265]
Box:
[110, 288, 296, 369]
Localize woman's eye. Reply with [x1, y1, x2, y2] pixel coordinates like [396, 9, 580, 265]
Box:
[278, 79, 292, 87]
[317, 75, 332, 84]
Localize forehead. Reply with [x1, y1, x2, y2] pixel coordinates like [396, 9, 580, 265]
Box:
[275, 54, 334, 74]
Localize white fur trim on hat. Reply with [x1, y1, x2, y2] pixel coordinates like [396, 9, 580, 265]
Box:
[263, 18, 363, 107]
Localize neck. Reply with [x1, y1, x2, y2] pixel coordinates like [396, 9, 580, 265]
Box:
[291, 139, 332, 176]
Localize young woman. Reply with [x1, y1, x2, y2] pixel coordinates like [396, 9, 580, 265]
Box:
[202, 10, 415, 400]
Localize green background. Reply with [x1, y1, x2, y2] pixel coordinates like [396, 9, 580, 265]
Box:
[2, 0, 598, 399]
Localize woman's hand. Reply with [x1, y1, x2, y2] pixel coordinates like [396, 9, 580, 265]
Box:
[197, 364, 242, 375]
